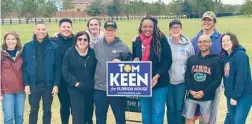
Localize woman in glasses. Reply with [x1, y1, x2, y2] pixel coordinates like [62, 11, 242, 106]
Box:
[62, 31, 97, 124]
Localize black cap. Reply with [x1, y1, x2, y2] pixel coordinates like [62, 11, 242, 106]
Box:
[169, 20, 182, 28]
[104, 20, 117, 29]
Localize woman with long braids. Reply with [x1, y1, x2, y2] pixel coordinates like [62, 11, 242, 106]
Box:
[132, 16, 172, 124]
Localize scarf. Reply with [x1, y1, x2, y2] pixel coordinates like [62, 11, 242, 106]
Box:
[140, 33, 152, 61]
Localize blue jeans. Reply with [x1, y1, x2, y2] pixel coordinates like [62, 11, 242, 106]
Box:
[2, 92, 26, 124]
[224, 94, 252, 124]
[94, 90, 126, 124]
[166, 83, 186, 124]
[140, 86, 168, 124]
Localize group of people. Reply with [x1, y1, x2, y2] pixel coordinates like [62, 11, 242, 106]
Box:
[1, 11, 252, 124]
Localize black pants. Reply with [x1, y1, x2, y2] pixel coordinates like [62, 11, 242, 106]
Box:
[68, 86, 94, 124]
[29, 83, 53, 124]
[58, 79, 71, 124]
[94, 89, 126, 124]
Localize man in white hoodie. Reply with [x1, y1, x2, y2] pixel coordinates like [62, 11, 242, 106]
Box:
[166, 20, 195, 124]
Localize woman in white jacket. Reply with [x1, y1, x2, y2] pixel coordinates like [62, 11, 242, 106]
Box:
[166, 20, 195, 124]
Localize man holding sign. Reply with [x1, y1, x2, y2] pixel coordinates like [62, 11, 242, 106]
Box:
[93, 20, 132, 124]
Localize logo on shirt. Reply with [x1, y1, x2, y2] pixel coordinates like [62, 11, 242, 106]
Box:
[112, 50, 117, 53]
[194, 73, 207, 82]
[180, 48, 189, 56]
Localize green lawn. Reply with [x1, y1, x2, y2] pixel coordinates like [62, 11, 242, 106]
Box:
[1, 17, 252, 123]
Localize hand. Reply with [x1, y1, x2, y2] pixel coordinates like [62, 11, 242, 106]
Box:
[0, 96, 3, 100]
[112, 59, 121, 62]
[195, 90, 204, 99]
[53, 32, 59, 37]
[230, 98, 237, 106]
[133, 57, 140, 61]
[51, 86, 58, 97]
[152, 74, 160, 87]
[75, 82, 80, 87]
[190, 90, 197, 96]
[25, 86, 31, 94]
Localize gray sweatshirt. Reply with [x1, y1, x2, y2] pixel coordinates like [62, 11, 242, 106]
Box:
[167, 35, 195, 85]
[94, 37, 131, 91]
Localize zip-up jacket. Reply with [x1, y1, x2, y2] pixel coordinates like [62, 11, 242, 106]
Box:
[22, 34, 61, 87]
[1, 50, 24, 95]
[62, 47, 97, 91]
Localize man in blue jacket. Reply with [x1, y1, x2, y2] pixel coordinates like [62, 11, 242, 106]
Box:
[191, 11, 222, 124]
[23, 22, 61, 124]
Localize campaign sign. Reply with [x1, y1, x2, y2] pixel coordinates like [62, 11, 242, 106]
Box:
[106, 61, 152, 97]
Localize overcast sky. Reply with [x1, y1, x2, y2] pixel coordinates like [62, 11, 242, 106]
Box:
[142, 0, 244, 5]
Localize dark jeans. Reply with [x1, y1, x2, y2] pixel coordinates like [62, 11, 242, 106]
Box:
[68, 86, 94, 124]
[58, 80, 71, 124]
[28, 83, 53, 124]
[84, 89, 94, 124]
[166, 83, 186, 124]
[224, 95, 252, 124]
[68, 87, 85, 124]
[94, 89, 126, 124]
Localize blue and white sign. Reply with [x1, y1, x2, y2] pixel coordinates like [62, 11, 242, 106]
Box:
[106, 61, 152, 97]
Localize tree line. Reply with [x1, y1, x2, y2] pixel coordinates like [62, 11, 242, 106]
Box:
[1, 0, 252, 18]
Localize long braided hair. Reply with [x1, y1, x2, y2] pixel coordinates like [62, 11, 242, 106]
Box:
[138, 16, 165, 62]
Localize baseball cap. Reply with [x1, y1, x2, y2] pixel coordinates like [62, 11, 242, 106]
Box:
[169, 19, 182, 28]
[202, 11, 216, 20]
[104, 20, 117, 29]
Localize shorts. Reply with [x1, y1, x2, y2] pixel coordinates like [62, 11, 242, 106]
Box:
[183, 98, 213, 123]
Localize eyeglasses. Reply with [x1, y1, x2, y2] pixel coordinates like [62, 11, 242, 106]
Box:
[170, 26, 181, 30]
[77, 38, 88, 42]
[198, 40, 210, 44]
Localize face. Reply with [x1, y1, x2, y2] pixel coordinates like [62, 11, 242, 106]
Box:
[76, 35, 89, 49]
[104, 27, 116, 42]
[197, 35, 212, 52]
[201, 17, 215, 31]
[170, 24, 182, 37]
[222, 35, 233, 52]
[141, 19, 154, 37]
[88, 19, 100, 34]
[5, 34, 17, 50]
[60, 22, 72, 37]
[35, 24, 47, 41]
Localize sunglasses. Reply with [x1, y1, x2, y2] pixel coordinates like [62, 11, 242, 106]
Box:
[77, 38, 88, 42]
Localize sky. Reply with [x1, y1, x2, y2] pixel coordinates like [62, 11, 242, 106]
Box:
[142, 0, 244, 5]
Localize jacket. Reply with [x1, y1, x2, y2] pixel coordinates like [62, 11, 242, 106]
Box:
[22, 34, 61, 87]
[132, 36, 172, 89]
[167, 35, 195, 84]
[1, 50, 24, 95]
[62, 47, 97, 91]
[223, 45, 252, 100]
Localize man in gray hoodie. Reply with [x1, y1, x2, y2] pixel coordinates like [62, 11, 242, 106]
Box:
[93, 20, 132, 124]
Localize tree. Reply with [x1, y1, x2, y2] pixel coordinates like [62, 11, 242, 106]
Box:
[20, 0, 38, 18]
[87, 0, 104, 16]
[107, 0, 122, 17]
[1, 0, 16, 18]
[62, 0, 74, 10]
[241, 0, 252, 15]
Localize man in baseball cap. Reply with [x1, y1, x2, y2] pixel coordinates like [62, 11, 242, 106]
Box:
[104, 20, 117, 29]
[191, 11, 222, 124]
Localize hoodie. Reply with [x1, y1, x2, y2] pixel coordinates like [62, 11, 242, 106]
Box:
[185, 53, 222, 101]
[167, 35, 195, 85]
[94, 37, 132, 91]
[223, 45, 252, 100]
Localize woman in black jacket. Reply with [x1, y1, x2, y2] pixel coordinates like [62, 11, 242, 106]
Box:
[62, 31, 97, 124]
[132, 16, 172, 124]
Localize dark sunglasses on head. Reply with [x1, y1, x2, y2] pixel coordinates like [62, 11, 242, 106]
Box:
[77, 38, 88, 42]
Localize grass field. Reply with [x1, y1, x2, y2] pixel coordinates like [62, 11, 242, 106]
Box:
[1, 17, 252, 124]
